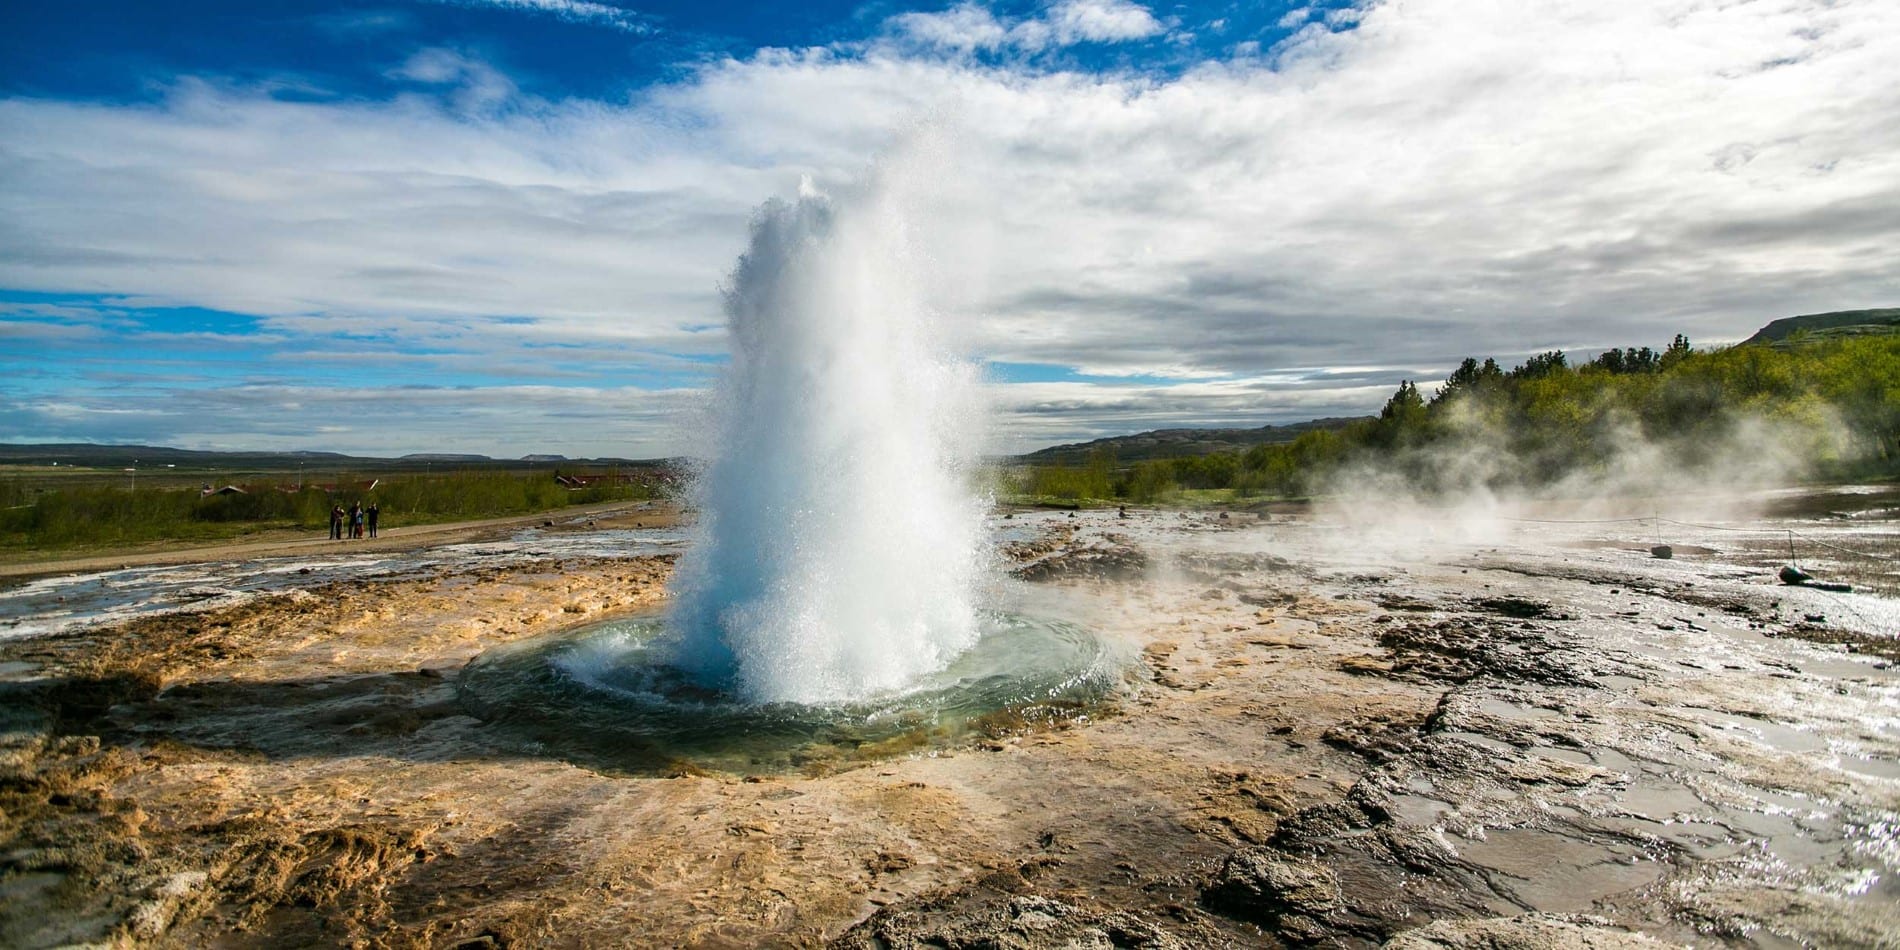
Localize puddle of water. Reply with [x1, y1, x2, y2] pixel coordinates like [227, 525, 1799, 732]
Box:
[1457, 827, 1664, 912]
[990, 523, 1045, 544]
[1690, 708, 1831, 755]
[1476, 698, 1561, 722]
[1389, 793, 1455, 827]
[1440, 731, 1519, 756]
[1585, 747, 1638, 773]
[1531, 746, 1594, 765]
[1831, 753, 1900, 781]
[1592, 674, 1646, 691]
[1614, 779, 1717, 825]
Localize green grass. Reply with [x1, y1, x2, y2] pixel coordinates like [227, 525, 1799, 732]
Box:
[0, 470, 659, 556]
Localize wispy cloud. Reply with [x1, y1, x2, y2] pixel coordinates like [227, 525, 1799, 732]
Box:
[391, 47, 520, 110]
[310, 9, 417, 36]
[426, 0, 652, 33]
[0, 382, 702, 457]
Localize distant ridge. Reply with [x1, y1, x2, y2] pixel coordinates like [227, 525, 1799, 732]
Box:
[0, 444, 352, 466]
[0, 443, 674, 470]
[1742, 308, 1900, 345]
[1018, 417, 1368, 465]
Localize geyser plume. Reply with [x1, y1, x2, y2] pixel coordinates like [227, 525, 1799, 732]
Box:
[664, 175, 986, 705]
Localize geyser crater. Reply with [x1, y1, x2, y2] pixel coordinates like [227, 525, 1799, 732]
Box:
[456, 609, 1123, 775]
[460, 160, 1125, 771]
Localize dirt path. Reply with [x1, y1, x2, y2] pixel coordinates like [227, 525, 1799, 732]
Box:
[0, 499, 676, 579]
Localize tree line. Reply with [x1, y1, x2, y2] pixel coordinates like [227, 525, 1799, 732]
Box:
[1012, 333, 1900, 503]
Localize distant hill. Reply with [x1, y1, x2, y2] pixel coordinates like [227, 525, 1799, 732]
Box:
[1018, 417, 1368, 465]
[1742, 308, 1900, 345]
[0, 443, 354, 469]
[0, 443, 672, 471]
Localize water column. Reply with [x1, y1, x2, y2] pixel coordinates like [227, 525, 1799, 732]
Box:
[664, 177, 987, 705]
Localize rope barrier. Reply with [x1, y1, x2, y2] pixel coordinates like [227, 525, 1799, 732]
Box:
[1792, 534, 1900, 563]
[1343, 508, 1895, 564]
[1485, 514, 1900, 564]
[1494, 516, 1651, 525]
[1653, 519, 1900, 563]
[1654, 517, 1766, 533]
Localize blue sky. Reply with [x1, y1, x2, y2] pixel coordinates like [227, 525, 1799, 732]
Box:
[0, 1, 1305, 101]
[3, 0, 1897, 456]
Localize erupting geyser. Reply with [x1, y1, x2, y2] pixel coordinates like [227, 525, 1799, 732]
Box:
[662, 177, 987, 705]
[455, 166, 1119, 765]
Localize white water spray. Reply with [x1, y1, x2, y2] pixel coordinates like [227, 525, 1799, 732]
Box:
[664, 174, 987, 705]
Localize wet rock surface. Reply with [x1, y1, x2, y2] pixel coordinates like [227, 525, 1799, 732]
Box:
[1, 499, 1895, 947]
[1381, 913, 1667, 949]
[834, 878, 1214, 949]
[1202, 850, 1344, 942]
[1340, 616, 1606, 687]
[1010, 530, 1150, 582]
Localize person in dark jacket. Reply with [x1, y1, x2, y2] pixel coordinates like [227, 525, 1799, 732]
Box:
[330, 505, 344, 540]
[367, 503, 380, 538]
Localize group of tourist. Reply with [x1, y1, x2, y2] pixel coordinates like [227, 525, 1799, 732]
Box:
[328, 502, 380, 540]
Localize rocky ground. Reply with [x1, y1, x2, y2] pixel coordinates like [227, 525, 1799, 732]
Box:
[2, 496, 1895, 948]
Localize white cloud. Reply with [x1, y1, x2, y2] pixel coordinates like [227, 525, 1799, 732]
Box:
[890, 0, 1165, 53]
[1043, 0, 1166, 44]
[1322, 6, 1363, 28]
[4, 0, 1899, 454]
[1016, 0, 1167, 50]
[886, 3, 1011, 54]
